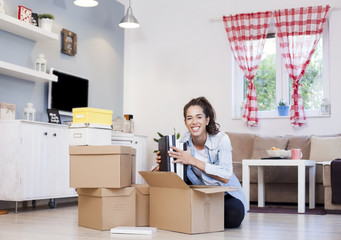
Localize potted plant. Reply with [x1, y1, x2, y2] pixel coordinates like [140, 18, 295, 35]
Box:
[38, 14, 54, 32]
[277, 99, 289, 116]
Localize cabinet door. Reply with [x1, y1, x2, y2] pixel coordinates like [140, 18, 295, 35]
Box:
[0, 121, 21, 200]
[132, 135, 148, 184]
[20, 122, 49, 200]
[47, 125, 76, 197]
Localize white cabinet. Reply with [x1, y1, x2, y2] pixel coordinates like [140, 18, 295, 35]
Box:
[0, 120, 76, 205]
[132, 135, 148, 184]
[111, 132, 148, 184]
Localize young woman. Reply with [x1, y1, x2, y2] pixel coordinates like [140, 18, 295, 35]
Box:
[155, 96, 246, 228]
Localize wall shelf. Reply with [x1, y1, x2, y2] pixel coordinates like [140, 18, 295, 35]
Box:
[0, 60, 58, 82]
[0, 13, 58, 41]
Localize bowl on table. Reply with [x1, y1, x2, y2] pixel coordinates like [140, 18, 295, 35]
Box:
[266, 149, 291, 159]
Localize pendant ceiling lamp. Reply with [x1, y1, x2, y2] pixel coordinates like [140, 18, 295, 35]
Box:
[119, 0, 140, 29]
[74, 0, 99, 7]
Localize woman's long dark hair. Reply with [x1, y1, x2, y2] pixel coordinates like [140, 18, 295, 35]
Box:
[183, 96, 220, 135]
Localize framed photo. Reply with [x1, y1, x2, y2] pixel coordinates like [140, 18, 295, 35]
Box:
[61, 28, 77, 56]
[47, 109, 61, 124]
[18, 5, 32, 23]
[31, 13, 39, 27]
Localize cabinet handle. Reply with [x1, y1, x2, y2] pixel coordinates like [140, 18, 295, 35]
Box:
[53, 133, 57, 137]
[44, 132, 48, 136]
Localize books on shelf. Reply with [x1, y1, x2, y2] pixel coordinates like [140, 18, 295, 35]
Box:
[158, 135, 188, 181]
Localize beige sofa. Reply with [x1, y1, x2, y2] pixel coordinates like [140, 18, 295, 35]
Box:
[226, 132, 341, 207]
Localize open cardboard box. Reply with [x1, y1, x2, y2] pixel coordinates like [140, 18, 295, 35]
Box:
[139, 171, 237, 234]
[133, 184, 150, 227]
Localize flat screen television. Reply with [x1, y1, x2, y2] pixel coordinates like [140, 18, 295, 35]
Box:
[48, 68, 89, 116]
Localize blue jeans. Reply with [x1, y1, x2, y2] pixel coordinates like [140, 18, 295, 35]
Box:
[224, 194, 245, 228]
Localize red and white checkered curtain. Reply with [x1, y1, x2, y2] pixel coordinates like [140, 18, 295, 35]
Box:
[223, 11, 272, 127]
[274, 5, 329, 127]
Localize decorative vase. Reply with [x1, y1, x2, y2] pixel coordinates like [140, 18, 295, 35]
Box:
[277, 105, 289, 116]
[40, 18, 53, 32]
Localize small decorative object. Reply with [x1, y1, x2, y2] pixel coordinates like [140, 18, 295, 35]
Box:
[0, 102, 16, 120]
[61, 28, 77, 56]
[0, 0, 5, 14]
[18, 5, 32, 23]
[47, 109, 61, 124]
[38, 13, 54, 31]
[35, 54, 47, 72]
[31, 13, 39, 27]
[320, 98, 331, 115]
[291, 149, 303, 160]
[277, 99, 289, 116]
[124, 114, 134, 133]
[23, 102, 36, 121]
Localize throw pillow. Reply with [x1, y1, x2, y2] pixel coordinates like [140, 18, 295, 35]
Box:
[286, 135, 311, 159]
[251, 135, 289, 159]
[310, 136, 341, 162]
[226, 132, 255, 162]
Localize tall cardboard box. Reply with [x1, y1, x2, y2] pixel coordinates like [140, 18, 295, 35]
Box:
[78, 188, 136, 230]
[133, 184, 150, 227]
[70, 145, 135, 188]
[139, 171, 237, 234]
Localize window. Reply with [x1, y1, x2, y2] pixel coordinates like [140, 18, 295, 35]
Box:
[232, 20, 329, 118]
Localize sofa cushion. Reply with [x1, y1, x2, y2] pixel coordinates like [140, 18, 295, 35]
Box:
[226, 132, 255, 162]
[251, 135, 289, 159]
[286, 135, 311, 160]
[310, 136, 341, 162]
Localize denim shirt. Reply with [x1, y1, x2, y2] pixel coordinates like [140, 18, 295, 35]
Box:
[181, 131, 247, 214]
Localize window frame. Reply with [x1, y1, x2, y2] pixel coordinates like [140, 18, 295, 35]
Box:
[232, 19, 330, 119]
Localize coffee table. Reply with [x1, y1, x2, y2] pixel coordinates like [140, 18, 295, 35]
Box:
[242, 159, 316, 213]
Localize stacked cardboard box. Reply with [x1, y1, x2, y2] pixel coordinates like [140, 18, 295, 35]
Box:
[70, 145, 149, 231]
[69, 108, 150, 231]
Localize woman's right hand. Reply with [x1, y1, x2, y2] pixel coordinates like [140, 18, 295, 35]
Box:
[153, 151, 161, 171]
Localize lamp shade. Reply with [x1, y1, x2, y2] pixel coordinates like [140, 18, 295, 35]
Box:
[74, 0, 98, 7]
[119, 6, 140, 28]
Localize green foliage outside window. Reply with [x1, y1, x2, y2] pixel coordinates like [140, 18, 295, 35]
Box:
[290, 40, 323, 110]
[244, 54, 276, 111]
[243, 39, 323, 111]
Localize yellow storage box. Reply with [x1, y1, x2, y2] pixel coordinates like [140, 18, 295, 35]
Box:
[72, 107, 113, 125]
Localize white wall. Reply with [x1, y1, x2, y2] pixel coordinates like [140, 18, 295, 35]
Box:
[0, 0, 125, 122]
[123, 0, 341, 168]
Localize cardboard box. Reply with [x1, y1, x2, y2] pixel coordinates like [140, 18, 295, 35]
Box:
[69, 127, 111, 146]
[0, 102, 16, 120]
[78, 187, 136, 230]
[139, 171, 237, 234]
[133, 184, 150, 227]
[70, 145, 135, 188]
[72, 107, 113, 125]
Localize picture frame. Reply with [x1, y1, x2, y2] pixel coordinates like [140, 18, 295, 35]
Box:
[31, 13, 39, 27]
[18, 5, 32, 23]
[47, 108, 61, 124]
[61, 28, 77, 56]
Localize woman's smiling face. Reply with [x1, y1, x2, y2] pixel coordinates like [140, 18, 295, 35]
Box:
[184, 105, 210, 138]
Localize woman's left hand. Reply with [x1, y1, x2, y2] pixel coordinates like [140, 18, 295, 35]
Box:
[168, 146, 193, 165]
